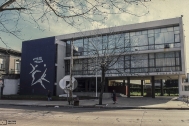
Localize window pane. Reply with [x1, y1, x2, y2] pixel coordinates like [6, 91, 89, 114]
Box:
[125, 55, 130, 60]
[164, 58, 175, 66]
[174, 26, 179, 31]
[136, 31, 141, 35]
[155, 33, 164, 44]
[149, 45, 154, 50]
[155, 29, 161, 33]
[0, 59, 4, 69]
[149, 37, 154, 45]
[174, 30, 180, 34]
[94, 37, 102, 51]
[175, 51, 180, 57]
[175, 34, 180, 42]
[124, 33, 130, 39]
[66, 41, 71, 53]
[174, 43, 180, 47]
[130, 32, 135, 36]
[125, 60, 130, 68]
[102, 42, 107, 49]
[108, 35, 116, 49]
[130, 36, 138, 46]
[164, 32, 174, 43]
[149, 53, 154, 58]
[116, 34, 124, 48]
[142, 31, 147, 35]
[131, 60, 148, 68]
[83, 38, 88, 52]
[165, 52, 175, 58]
[138, 46, 148, 51]
[148, 29, 154, 34]
[138, 35, 148, 46]
[167, 27, 173, 32]
[125, 39, 130, 48]
[161, 28, 167, 32]
[156, 53, 164, 58]
[15, 62, 20, 70]
[156, 59, 164, 66]
[155, 44, 164, 49]
[148, 34, 154, 37]
[73, 39, 84, 56]
[176, 58, 180, 65]
[149, 59, 154, 66]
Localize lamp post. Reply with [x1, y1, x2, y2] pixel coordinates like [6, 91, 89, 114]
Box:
[69, 40, 73, 105]
[96, 56, 97, 98]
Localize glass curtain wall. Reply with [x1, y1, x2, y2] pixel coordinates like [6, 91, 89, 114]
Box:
[65, 51, 181, 75]
[65, 26, 180, 57]
[65, 25, 181, 76]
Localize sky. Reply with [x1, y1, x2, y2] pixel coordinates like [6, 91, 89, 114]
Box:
[0, 0, 189, 71]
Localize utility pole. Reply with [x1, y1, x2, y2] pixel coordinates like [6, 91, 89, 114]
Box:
[96, 56, 97, 98]
[69, 40, 73, 105]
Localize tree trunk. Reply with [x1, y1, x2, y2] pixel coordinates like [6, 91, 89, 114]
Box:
[0, 85, 4, 99]
[99, 66, 105, 105]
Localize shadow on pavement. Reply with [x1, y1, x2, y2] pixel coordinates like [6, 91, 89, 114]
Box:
[0, 104, 125, 113]
[0, 96, 183, 113]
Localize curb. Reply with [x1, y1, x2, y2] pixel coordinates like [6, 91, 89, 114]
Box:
[1, 104, 189, 110]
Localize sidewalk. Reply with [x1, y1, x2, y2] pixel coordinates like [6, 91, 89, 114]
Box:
[0, 96, 189, 110]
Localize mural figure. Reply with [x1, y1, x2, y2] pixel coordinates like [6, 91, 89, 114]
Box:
[29, 57, 50, 89]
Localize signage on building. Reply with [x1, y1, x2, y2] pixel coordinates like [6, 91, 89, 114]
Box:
[105, 72, 182, 77]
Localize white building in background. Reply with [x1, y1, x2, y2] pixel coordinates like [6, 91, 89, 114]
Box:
[0, 47, 21, 78]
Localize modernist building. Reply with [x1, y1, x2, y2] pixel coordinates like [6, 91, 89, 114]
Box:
[20, 17, 187, 98]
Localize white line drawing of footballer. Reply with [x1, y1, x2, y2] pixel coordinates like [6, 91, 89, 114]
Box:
[29, 57, 50, 89]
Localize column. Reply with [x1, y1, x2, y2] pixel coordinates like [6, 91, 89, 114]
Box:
[85, 79, 88, 92]
[123, 80, 126, 86]
[127, 77, 130, 98]
[160, 79, 163, 96]
[178, 75, 182, 98]
[105, 78, 108, 92]
[141, 80, 144, 96]
[151, 76, 155, 98]
[89, 79, 91, 92]
[123, 80, 126, 95]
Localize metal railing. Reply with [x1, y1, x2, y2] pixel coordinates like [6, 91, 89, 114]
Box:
[9, 69, 20, 74]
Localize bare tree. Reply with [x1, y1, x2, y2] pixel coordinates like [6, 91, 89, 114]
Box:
[0, 0, 150, 48]
[70, 27, 146, 105]
[87, 29, 133, 105]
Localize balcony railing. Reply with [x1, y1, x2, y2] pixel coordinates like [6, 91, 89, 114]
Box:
[9, 69, 20, 74]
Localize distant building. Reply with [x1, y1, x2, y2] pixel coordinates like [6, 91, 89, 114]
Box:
[0, 47, 21, 78]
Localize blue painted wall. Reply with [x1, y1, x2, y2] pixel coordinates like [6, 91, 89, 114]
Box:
[20, 37, 56, 95]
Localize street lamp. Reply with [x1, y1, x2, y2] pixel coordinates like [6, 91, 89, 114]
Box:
[96, 56, 97, 98]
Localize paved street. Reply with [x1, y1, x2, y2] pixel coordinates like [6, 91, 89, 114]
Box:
[0, 96, 189, 109]
[0, 105, 189, 126]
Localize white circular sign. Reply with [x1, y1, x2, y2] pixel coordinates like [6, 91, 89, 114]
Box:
[59, 75, 78, 94]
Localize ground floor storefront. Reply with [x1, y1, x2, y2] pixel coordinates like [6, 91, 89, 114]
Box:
[73, 75, 183, 98]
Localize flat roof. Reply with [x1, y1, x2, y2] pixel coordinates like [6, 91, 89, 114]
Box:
[0, 47, 21, 56]
[56, 17, 182, 41]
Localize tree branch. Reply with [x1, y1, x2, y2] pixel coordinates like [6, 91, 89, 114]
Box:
[0, 7, 26, 12]
[0, 0, 16, 9]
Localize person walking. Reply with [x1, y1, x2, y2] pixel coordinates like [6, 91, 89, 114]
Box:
[112, 90, 117, 104]
[47, 90, 52, 101]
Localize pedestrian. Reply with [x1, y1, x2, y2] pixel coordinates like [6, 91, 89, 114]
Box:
[112, 90, 117, 104]
[47, 90, 52, 101]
